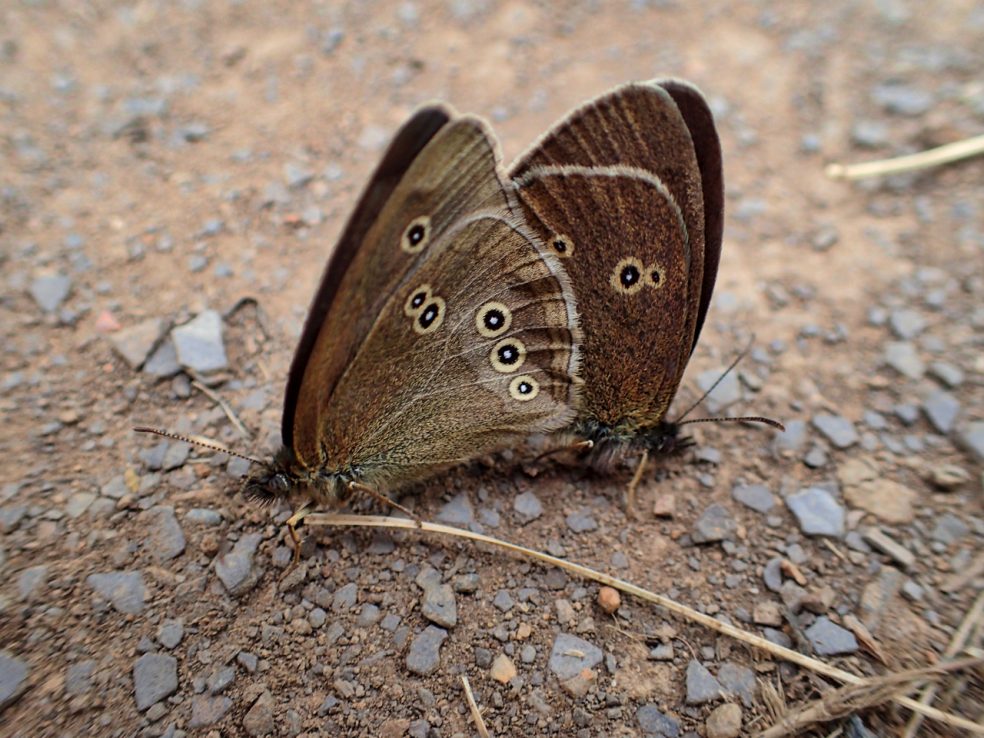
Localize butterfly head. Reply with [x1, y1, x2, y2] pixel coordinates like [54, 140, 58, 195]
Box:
[241, 447, 301, 506]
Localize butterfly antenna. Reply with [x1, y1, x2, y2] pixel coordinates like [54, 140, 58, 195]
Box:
[133, 426, 264, 465]
[678, 415, 785, 431]
[676, 335, 755, 422]
[675, 335, 784, 432]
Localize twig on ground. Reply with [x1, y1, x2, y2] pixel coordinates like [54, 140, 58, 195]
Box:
[461, 675, 491, 738]
[192, 380, 252, 439]
[902, 590, 984, 738]
[825, 134, 984, 180]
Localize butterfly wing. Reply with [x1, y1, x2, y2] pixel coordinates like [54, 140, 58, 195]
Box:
[286, 111, 578, 483]
[322, 211, 579, 487]
[509, 80, 721, 428]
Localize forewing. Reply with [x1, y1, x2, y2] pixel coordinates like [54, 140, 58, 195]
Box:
[287, 113, 513, 467]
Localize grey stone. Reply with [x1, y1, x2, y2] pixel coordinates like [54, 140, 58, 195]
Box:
[111, 318, 167, 370]
[29, 273, 72, 312]
[157, 619, 184, 649]
[492, 590, 514, 612]
[88, 570, 146, 614]
[636, 704, 680, 737]
[957, 421, 984, 462]
[718, 663, 757, 707]
[171, 310, 227, 373]
[884, 341, 925, 379]
[188, 695, 232, 728]
[207, 665, 235, 694]
[133, 653, 178, 710]
[649, 644, 674, 661]
[0, 652, 29, 711]
[696, 369, 741, 412]
[888, 309, 926, 339]
[872, 83, 933, 116]
[100, 474, 129, 499]
[565, 508, 598, 533]
[692, 504, 737, 543]
[406, 626, 447, 676]
[17, 564, 47, 601]
[548, 633, 603, 680]
[931, 513, 969, 545]
[214, 533, 263, 596]
[894, 403, 920, 425]
[804, 444, 829, 466]
[436, 493, 473, 526]
[731, 484, 774, 513]
[786, 487, 845, 537]
[864, 528, 915, 568]
[773, 419, 807, 455]
[236, 652, 258, 673]
[162, 441, 190, 471]
[309, 607, 328, 628]
[148, 506, 186, 562]
[185, 508, 223, 525]
[805, 617, 858, 656]
[763, 557, 783, 592]
[356, 603, 380, 627]
[65, 492, 96, 519]
[0, 506, 26, 533]
[928, 361, 964, 388]
[513, 492, 543, 521]
[685, 660, 723, 704]
[65, 660, 95, 696]
[284, 162, 314, 189]
[922, 390, 960, 434]
[812, 414, 858, 449]
[332, 582, 358, 612]
[420, 583, 457, 628]
[850, 120, 889, 148]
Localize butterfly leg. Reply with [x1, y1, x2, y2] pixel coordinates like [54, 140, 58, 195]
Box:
[285, 503, 312, 571]
[532, 438, 594, 465]
[625, 449, 650, 519]
[349, 481, 422, 528]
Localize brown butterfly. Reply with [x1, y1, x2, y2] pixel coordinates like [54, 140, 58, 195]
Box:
[510, 79, 779, 503]
[235, 106, 581, 540]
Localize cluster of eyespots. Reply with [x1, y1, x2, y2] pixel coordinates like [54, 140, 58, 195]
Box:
[474, 301, 540, 402]
[404, 283, 445, 334]
[610, 256, 666, 295]
[550, 234, 574, 258]
[401, 215, 432, 254]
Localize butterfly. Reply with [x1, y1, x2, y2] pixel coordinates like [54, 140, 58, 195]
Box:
[238, 105, 581, 543]
[510, 79, 777, 504]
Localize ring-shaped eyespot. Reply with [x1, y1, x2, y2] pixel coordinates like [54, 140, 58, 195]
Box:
[610, 256, 645, 295]
[508, 374, 539, 402]
[550, 234, 574, 258]
[490, 338, 527, 373]
[403, 284, 432, 317]
[413, 296, 446, 335]
[645, 261, 666, 290]
[475, 301, 512, 338]
[401, 215, 432, 254]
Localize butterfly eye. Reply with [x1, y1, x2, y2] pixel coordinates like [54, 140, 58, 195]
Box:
[550, 234, 574, 258]
[508, 374, 539, 401]
[490, 338, 527, 373]
[645, 262, 666, 290]
[475, 301, 512, 338]
[413, 296, 446, 335]
[610, 256, 645, 295]
[403, 284, 432, 317]
[401, 215, 432, 254]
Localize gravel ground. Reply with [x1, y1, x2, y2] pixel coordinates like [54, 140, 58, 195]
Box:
[1, 1, 982, 736]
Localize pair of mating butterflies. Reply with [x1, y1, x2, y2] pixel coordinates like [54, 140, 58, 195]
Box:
[245, 79, 729, 521]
